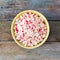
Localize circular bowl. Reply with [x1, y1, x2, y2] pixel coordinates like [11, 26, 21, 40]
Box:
[11, 10, 50, 49]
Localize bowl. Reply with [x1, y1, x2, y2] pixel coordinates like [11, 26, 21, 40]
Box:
[11, 10, 50, 49]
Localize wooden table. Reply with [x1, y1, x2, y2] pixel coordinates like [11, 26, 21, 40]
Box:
[0, 0, 60, 60]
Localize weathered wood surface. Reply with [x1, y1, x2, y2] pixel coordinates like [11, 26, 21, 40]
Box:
[0, 20, 60, 42]
[0, 42, 60, 60]
[0, 0, 60, 20]
[0, 0, 60, 60]
[0, 20, 60, 60]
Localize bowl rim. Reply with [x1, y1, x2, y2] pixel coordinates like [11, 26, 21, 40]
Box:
[11, 10, 50, 49]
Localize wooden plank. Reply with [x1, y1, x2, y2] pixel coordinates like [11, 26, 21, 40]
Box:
[0, 0, 60, 20]
[0, 20, 60, 42]
[0, 42, 60, 60]
[0, 21, 13, 41]
[48, 21, 60, 42]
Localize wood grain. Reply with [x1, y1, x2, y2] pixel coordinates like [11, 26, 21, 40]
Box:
[0, 0, 60, 20]
[0, 0, 60, 60]
[0, 42, 60, 60]
[0, 21, 13, 41]
[0, 20, 60, 42]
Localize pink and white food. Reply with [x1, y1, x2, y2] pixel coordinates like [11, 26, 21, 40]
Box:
[14, 12, 47, 47]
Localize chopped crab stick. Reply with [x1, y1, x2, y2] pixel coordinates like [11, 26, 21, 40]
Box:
[14, 11, 47, 47]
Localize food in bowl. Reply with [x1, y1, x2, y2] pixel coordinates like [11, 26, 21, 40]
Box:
[11, 10, 49, 49]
